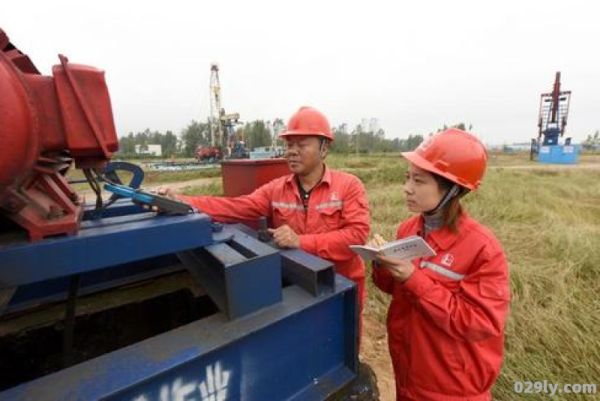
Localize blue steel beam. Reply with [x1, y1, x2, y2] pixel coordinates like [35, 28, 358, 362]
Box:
[4, 255, 182, 314]
[0, 213, 213, 287]
[83, 198, 147, 220]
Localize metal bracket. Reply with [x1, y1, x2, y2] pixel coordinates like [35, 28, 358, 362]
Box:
[178, 226, 282, 320]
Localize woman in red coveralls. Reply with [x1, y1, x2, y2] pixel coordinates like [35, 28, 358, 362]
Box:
[372, 128, 510, 401]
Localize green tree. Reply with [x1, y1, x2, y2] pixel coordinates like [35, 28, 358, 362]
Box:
[436, 122, 472, 133]
[161, 130, 178, 157]
[402, 134, 424, 151]
[330, 124, 351, 153]
[118, 132, 136, 155]
[244, 120, 272, 150]
[582, 130, 600, 150]
[181, 120, 210, 157]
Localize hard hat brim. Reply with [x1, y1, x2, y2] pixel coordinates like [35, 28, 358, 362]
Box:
[401, 151, 476, 190]
[279, 130, 334, 141]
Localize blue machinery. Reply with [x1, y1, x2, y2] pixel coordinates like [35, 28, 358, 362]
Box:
[532, 71, 580, 164]
[0, 199, 358, 400]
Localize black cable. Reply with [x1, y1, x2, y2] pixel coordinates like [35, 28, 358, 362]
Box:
[93, 169, 120, 209]
[83, 168, 103, 210]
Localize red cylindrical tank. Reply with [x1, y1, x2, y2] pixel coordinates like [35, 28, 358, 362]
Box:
[221, 158, 290, 197]
[220, 158, 290, 229]
[0, 28, 119, 240]
[0, 50, 40, 195]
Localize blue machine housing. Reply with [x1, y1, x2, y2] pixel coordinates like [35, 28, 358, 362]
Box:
[537, 127, 580, 164]
[534, 73, 579, 165]
[0, 199, 358, 401]
[537, 144, 581, 164]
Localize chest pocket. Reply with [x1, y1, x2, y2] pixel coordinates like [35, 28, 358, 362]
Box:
[272, 202, 303, 225]
[316, 205, 343, 231]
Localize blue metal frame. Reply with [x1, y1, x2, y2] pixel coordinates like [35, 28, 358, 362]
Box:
[5, 254, 181, 314]
[0, 212, 213, 287]
[0, 202, 213, 313]
[230, 223, 336, 297]
[83, 198, 147, 220]
[179, 225, 283, 319]
[0, 198, 358, 400]
[0, 279, 357, 401]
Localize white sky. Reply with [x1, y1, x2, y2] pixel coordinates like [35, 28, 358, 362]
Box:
[3, 0, 599, 145]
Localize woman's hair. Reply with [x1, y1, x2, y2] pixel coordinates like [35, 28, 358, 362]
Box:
[432, 174, 468, 232]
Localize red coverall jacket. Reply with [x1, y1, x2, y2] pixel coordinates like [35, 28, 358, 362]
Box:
[373, 212, 510, 401]
[177, 166, 370, 307]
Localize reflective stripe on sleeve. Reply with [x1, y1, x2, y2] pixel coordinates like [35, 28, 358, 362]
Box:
[420, 261, 465, 281]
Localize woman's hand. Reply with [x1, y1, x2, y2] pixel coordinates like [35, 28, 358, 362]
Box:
[375, 254, 415, 283]
[367, 233, 388, 248]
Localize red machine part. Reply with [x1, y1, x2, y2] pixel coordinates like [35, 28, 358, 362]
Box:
[196, 145, 223, 162]
[221, 158, 290, 197]
[0, 29, 118, 240]
[220, 158, 290, 229]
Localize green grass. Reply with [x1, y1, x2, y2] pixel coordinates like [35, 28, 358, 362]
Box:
[180, 181, 223, 196]
[67, 163, 220, 192]
[473, 168, 600, 400]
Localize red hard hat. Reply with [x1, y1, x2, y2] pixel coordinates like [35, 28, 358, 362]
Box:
[279, 106, 334, 141]
[402, 128, 487, 190]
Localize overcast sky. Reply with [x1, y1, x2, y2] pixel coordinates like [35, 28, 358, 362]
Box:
[3, 0, 598, 145]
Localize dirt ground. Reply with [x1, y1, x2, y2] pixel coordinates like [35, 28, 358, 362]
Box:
[361, 314, 395, 401]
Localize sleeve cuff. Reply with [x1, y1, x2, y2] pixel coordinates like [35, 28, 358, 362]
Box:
[299, 234, 317, 254]
[176, 194, 194, 203]
[176, 194, 204, 212]
[397, 268, 434, 299]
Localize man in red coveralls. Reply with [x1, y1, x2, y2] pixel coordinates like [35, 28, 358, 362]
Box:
[161, 106, 370, 320]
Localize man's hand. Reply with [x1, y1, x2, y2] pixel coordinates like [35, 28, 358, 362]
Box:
[137, 186, 178, 212]
[268, 225, 300, 248]
[154, 186, 178, 199]
[375, 254, 415, 283]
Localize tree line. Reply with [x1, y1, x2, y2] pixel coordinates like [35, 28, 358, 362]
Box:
[116, 120, 474, 158]
[117, 120, 279, 158]
[582, 130, 600, 150]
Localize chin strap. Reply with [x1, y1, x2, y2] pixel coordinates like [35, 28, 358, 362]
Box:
[424, 184, 461, 216]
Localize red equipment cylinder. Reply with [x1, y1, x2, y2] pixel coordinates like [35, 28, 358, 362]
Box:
[0, 29, 119, 240]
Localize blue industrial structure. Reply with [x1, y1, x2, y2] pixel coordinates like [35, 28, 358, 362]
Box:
[532, 72, 580, 164]
[0, 197, 358, 400]
[0, 28, 361, 400]
[537, 142, 580, 164]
